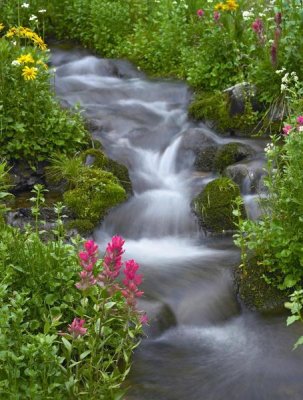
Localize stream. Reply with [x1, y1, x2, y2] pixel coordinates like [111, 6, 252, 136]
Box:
[52, 48, 303, 400]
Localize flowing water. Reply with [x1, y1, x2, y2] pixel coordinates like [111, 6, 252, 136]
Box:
[52, 48, 303, 400]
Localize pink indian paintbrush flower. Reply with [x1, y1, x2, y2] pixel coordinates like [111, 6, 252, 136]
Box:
[297, 116, 303, 125]
[282, 124, 292, 135]
[274, 12, 282, 26]
[121, 259, 144, 308]
[197, 9, 204, 17]
[214, 11, 220, 21]
[76, 240, 99, 290]
[139, 313, 148, 325]
[68, 318, 87, 338]
[97, 235, 125, 284]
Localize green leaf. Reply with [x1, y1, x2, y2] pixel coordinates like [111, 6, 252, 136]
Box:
[283, 275, 298, 288]
[293, 336, 303, 350]
[105, 301, 116, 309]
[45, 293, 57, 305]
[80, 350, 91, 360]
[62, 337, 72, 354]
[286, 315, 300, 326]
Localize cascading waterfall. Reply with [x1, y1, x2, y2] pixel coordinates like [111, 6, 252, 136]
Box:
[52, 48, 303, 400]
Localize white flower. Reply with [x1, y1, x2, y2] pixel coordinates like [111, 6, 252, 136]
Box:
[12, 41, 17, 46]
[29, 14, 38, 21]
[299, 126, 303, 132]
[281, 73, 289, 83]
[12, 60, 20, 66]
[280, 83, 287, 92]
[242, 11, 253, 20]
[21, 2, 29, 8]
[275, 67, 286, 75]
[38, 9, 46, 13]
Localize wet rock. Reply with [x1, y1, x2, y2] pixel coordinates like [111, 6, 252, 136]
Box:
[137, 299, 177, 338]
[214, 142, 255, 174]
[9, 162, 47, 193]
[225, 162, 266, 194]
[224, 82, 260, 116]
[193, 177, 245, 233]
[180, 127, 219, 172]
[234, 258, 288, 314]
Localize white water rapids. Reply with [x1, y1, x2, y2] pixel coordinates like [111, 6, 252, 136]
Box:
[52, 48, 303, 400]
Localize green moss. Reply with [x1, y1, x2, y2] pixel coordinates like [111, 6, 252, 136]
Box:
[188, 90, 260, 136]
[194, 177, 244, 232]
[81, 148, 132, 192]
[235, 257, 288, 313]
[66, 219, 95, 234]
[214, 142, 250, 173]
[63, 168, 126, 227]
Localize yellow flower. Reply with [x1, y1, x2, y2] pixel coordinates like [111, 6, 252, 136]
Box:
[214, 2, 227, 11]
[225, 0, 239, 11]
[22, 66, 38, 80]
[17, 53, 35, 64]
[37, 59, 48, 69]
[0, 23, 4, 32]
[5, 26, 47, 50]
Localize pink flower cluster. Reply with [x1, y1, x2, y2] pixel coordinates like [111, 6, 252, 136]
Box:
[76, 240, 98, 290]
[282, 116, 303, 136]
[97, 235, 125, 284]
[271, 12, 282, 65]
[121, 260, 144, 308]
[196, 9, 204, 18]
[252, 18, 264, 45]
[68, 318, 87, 338]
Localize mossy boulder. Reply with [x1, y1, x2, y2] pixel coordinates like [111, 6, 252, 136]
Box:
[214, 142, 254, 174]
[194, 145, 218, 172]
[63, 168, 126, 229]
[188, 90, 260, 137]
[235, 257, 288, 314]
[194, 177, 244, 232]
[81, 148, 132, 192]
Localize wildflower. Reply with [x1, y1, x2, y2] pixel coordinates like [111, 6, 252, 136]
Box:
[29, 15, 38, 21]
[299, 126, 303, 132]
[252, 18, 265, 44]
[214, 11, 220, 21]
[252, 18, 263, 34]
[17, 53, 35, 64]
[11, 60, 21, 66]
[121, 259, 144, 308]
[68, 318, 87, 338]
[297, 116, 303, 125]
[21, 66, 37, 80]
[274, 12, 282, 26]
[282, 125, 292, 135]
[197, 9, 204, 17]
[21, 2, 29, 8]
[242, 11, 253, 20]
[5, 26, 47, 50]
[214, 2, 226, 11]
[38, 9, 47, 13]
[225, 0, 239, 11]
[97, 235, 125, 284]
[36, 59, 48, 69]
[0, 23, 4, 32]
[139, 313, 148, 325]
[76, 240, 98, 290]
[270, 43, 277, 65]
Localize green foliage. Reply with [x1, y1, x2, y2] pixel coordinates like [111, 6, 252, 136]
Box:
[0, 28, 88, 162]
[188, 90, 260, 135]
[194, 177, 244, 232]
[0, 218, 144, 398]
